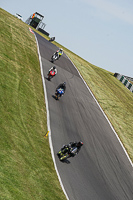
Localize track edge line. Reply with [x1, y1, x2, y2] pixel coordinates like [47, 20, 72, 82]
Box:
[34, 33, 69, 200]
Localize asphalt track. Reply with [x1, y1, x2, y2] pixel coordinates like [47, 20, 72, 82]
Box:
[35, 32, 133, 200]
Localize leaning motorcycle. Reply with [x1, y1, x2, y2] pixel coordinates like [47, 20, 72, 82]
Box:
[49, 37, 55, 42]
[57, 147, 78, 161]
[55, 88, 64, 100]
[51, 52, 59, 63]
[47, 70, 55, 81]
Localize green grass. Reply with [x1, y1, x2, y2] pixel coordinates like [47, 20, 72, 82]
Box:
[0, 8, 66, 200]
[0, 7, 133, 200]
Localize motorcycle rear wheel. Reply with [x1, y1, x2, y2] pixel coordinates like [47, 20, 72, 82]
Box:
[60, 154, 69, 161]
[55, 93, 60, 100]
[48, 75, 52, 81]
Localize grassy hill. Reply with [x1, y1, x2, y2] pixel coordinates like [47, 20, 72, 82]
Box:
[0, 8, 66, 200]
[0, 8, 133, 200]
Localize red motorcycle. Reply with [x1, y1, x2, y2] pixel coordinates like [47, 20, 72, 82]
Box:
[48, 70, 55, 81]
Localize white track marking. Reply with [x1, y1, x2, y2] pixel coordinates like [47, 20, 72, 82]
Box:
[34, 31, 132, 199]
[34, 34, 69, 200]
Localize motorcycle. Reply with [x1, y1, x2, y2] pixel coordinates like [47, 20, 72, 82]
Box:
[47, 70, 55, 81]
[49, 37, 55, 42]
[55, 88, 64, 100]
[57, 146, 78, 161]
[51, 52, 59, 63]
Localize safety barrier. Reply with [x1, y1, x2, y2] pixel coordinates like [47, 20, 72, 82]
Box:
[114, 73, 133, 93]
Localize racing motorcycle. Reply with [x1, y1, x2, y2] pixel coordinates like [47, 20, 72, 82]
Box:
[55, 88, 64, 100]
[47, 70, 55, 81]
[51, 52, 59, 63]
[49, 37, 55, 42]
[57, 146, 78, 161]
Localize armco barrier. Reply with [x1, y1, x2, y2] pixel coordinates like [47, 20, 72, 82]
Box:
[114, 73, 133, 93]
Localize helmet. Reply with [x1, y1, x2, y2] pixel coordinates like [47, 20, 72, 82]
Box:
[63, 82, 66, 86]
[53, 66, 56, 69]
[60, 48, 63, 52]
[77, 141, 83, 147]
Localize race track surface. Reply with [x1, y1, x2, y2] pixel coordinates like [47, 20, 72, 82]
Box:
[35, 33, 133, 200]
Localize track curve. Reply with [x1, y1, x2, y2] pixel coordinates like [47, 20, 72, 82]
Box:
[35, 33, 133, 200]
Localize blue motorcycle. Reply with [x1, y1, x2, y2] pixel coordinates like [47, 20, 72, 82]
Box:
[55, 88, 64, 100]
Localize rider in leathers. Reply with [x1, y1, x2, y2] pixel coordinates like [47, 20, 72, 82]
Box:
[54, 48, 63, 60]
[57, 141, 83, 157]
[48, 66, 57, 76]
[56, 82, 66, 94]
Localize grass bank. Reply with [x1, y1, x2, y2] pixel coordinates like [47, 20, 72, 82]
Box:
[0, 8, 66, 200]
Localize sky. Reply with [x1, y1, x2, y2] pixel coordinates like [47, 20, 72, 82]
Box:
[1, 0, 133, 77]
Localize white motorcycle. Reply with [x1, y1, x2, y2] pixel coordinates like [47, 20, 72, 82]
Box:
[50, 52, 59, 63]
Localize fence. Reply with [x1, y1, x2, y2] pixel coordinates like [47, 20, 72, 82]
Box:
[114, 73, 133, 93]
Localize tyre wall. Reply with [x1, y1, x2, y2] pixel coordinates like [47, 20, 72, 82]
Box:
[114, 73, 133, 93]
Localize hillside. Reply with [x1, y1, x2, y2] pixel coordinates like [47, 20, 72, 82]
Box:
[0, 8, 133, 200]
[0, 8, 66, 200]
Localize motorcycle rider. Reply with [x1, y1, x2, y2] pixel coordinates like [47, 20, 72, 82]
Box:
[49, 37, 55, 42]
[54, 48, 63, 60]
[48, 66, 57, 76]
[57, 141, 83, 157]
[56, 82, 66, 94]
